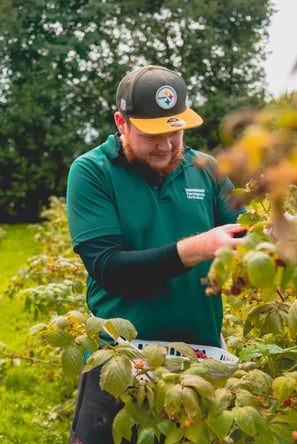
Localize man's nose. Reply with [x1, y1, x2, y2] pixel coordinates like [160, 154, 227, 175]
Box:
[156, 136, 172, 151]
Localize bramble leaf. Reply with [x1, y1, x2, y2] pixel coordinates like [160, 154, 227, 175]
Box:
[272, 376, 296, 404]
[84, 348, 115, 372]
[103, 318, 137, 342]
[100, 355, 133, 398]
[112, 407, 134, 444]
[85, 316, 105, 336]
[181, 374, 215, 399]
[61, 345, 84, 379]
[207, 410, 233, 441]
[44, 329, 73, 347]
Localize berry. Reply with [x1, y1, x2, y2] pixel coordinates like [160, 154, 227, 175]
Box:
[283, 398, 292, 406]
[134, 360, 144, 370]
[292, 430, 297, 441]
[230, 286, 242, 296]
[194, 349, 207, 359]
[274, 257, 286, 267]
[205, 287, 214, 296]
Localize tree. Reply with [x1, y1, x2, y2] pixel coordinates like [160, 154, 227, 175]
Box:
[0, 0, 273, 221]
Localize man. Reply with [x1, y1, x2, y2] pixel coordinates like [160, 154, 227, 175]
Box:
[66, 65, 244, 444]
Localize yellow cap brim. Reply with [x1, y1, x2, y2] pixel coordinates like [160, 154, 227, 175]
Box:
[129, 108, 203, 135]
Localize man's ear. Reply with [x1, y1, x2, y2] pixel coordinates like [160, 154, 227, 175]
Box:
[114, 112, 127, 134]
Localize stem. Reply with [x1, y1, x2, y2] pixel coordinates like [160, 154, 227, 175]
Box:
[1, 350, 60, 366]
[276, 287, 285, 302]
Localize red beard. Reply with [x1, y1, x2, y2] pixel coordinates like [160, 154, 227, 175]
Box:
[121, 136, 184, 177]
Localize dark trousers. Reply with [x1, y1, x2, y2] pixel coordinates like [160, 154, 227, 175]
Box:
[70, 366, 164, 444]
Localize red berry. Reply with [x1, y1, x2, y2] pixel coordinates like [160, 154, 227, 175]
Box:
[292, 430, 297, 440]
[194, 349, 207, 359]
[283, 398, 292, 406]
[230, 286, 242, 296]
[275, 257, 286, 267]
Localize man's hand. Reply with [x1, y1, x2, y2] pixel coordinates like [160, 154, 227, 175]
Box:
[177, 224, 246, 267]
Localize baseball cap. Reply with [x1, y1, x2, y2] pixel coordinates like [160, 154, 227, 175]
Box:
[116, 65, 203, 135]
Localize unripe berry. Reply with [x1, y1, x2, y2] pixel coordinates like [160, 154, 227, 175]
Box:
[134, 360, 144, 370]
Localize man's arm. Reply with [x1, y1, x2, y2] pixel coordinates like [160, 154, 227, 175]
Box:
[76, 224, 245, 296]
[176, 224, 245, 267]
[76, 235, 189, 296]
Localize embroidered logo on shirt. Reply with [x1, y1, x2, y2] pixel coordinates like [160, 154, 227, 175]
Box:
[185, 188, 205, 200]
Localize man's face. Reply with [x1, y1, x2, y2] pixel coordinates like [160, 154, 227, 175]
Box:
[121, 120, 184, 174]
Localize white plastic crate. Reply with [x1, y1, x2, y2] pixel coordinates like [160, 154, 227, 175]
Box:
[130, 339, 238, 364]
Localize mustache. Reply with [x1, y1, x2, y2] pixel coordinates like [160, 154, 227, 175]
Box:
[121, 136, 184, 176]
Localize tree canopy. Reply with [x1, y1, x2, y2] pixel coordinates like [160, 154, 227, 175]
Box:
[0, 0, 273, 222]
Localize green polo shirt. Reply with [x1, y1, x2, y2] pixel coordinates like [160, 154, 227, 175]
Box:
[66, 134, 241, 347]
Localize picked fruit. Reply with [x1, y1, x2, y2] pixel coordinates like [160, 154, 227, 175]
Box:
[194, 349, 207, 359]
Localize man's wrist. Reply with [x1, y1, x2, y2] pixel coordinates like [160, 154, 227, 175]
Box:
[176, 233, 213, 268]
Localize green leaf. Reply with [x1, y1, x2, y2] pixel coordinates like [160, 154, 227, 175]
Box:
[246, 369, 273, 393]
[85, 316, 105, 336]
[44, 329, 74, 347]
[272, 376, 296, 404]
[164, 384, 182, 417]
[29, 323, 48, 335]
[183, 363, 211, 379]
[103, 318, 137, 342]
[116, 344, 144, 361]
[155, 380, 173, 416]
[207, 410, 233, 441]
[72, 278, 84, 293]
[208, 257, 230, 287]
[184, 422, 211, 444]
[61, 345, 84, 379]
[232, 406, 267, 437]
[124, 397, 151, 426]
[142, 343, 167, 367]
[181, 374, 215, 399]
[198, 359, 233, 380]
[164, 426, 184, 444]
[100, 355, 133, 398]
[84, 349, 115, 372]
[74, 334, 98, 352]
[238, 232, 261, 252]
[213, 387, 234, 412]
[112, 407, 133, 444]
[67, 310, 86, 324]
[288, 299, 297, 337]
[235, 389, 259, 407]
[246, 251, 276, 289]
[137, 427, 155, 444]
[280, 261, 296, 290]
[181, 386, 202, 420]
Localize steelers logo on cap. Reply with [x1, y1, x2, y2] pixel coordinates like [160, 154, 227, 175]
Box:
[155, 85, 177, 110]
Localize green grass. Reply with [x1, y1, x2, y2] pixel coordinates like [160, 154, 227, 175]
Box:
[0, 224, 40, 291]
[0, 224, 40, 348]
[0, 224, 75, 443]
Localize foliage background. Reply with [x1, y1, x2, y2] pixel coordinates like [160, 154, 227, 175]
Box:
[0, 0, 273, 222]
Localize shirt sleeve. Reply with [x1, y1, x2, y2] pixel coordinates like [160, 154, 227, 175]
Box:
[76, 234, 190, 297]
[66, 151, 123, 249]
